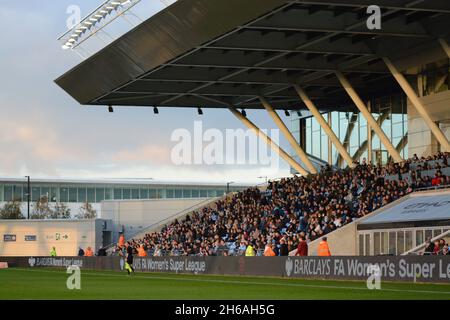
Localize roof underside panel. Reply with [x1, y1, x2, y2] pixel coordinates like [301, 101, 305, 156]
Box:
[56, 0, 450, 112]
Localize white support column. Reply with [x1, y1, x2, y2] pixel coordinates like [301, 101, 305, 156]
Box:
[228, 107, 309, 176]
[293, 85, 355, 168]
[259, 96, 317, 174]
[383, 57, 450, 152]
[336, 71, 404, 163]
[439, 38, 450, 58]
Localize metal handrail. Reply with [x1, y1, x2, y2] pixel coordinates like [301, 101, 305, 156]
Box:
[403, 229, 450, 256]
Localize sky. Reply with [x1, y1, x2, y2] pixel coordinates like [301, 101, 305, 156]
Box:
[0, 0, 292, 184]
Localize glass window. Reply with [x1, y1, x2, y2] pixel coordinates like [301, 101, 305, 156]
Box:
[105, 188, 112, 200]
[200, 190, 207, 198]
[365, 234, 370, 256]
[183, 189, 191, 198]
[192, 189, 199, 198]
[405, 231, 413, 253]
[140, 188, 149, 199]
[13, 186, 22, 201]
[78, 188, 87, 203]
[359, 234, 364, 256]
[433, 229, 442, 238]
[87, 188, 95, 203]
[397, 231, 405, 255]
[416, 230, 424, 246]
[425, 229, 433, 241]
[389, 231, 396, 255]
[114, 188, 122, 200]
[31, 187, 40, 202]
[374, 232, 380, 255]
[174, 189, 182, 198]
[131, 189, 139, 200]
[49, 187, 57, 202]
[381, 232, 388, 255]
[96, 188, 105, 202]
[68, 188, 77, 203]
[41, 187, 50, 200]
[149, 189, 157, 199]
[167, 189, 174, 199]
[207, 190, 215, 197]
[122, 189, 130, 200]
[60, 187, 69, 202]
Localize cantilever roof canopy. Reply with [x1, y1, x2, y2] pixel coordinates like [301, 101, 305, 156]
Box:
[55, 0, 450, 112]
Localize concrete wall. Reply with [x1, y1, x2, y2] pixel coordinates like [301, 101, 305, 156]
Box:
[0, 219, 111, 257]
[408, 90, 450, 157]
[101, 198, 217, 241]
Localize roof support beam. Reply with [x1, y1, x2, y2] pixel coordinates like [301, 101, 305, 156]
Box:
[259, 96, 317, 174]
[228, 107, 309, 176]
[335, 71, 403, 162]
[438, 38, 450, 58]
[383, 57, 450, 152]
[293, 85, 354, 168]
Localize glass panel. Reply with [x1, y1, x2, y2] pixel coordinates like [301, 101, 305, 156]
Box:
[397, 231, 405, 255]
[131, 189, 140, 200]
[13, 186, 22, 201]
[425, 229, 433, 242]
[4, 186, 13, 201]
[200, 190, 207, 198]
[207, 190, 215, 197]
[140, 189, 149, 199]
[389, 232, 396, 255]
[69, 188, 77, 203]
[41, 187, 50, 200]
[78, 188, 87, 203]
[87, 188, 95, 203]
[149, 189, 157, 199]
[114, 188, 122, 200]
[105, 188, 112, 200]
[31, 187, 40, 202]
[60, 187, 69, 202]
[49, 187, 57, 202]
[182, 189, 191, 198]
[405, 231, 413, 252]
[192, 189, 199, 198]
[416, 230, 424, 246]
[433, 229, 442, 238]
[166, 189, 174, 199]
[374, 232, 380, 255]
[96, 188, 105, 202]
[381, 232, 388, 255]
[174, 189, 182, 198]
[122, 189, 130, 200]
[365, 234, 370, 256]
[359, 234, 364, 256]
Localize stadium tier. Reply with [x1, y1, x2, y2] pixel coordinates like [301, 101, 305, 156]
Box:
[116, 152, 450, 257]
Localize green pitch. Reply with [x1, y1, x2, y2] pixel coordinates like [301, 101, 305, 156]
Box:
[1, 268, 449, 300]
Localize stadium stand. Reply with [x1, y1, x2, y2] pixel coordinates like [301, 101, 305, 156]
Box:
[116, 152, 450, 257]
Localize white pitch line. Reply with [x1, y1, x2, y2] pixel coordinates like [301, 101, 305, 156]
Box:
[6, 268, 450, 296]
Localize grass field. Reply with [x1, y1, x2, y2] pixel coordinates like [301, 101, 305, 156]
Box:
[1, 268, 450, 300]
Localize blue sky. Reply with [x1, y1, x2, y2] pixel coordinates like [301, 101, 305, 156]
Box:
[0, 0, 291, 183]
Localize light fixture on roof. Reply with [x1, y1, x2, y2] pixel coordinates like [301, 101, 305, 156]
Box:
[153, 107, 159, 114]
[59, 0, 142, 51]
[197, 107, 203, 115]
[285, 110, 291, 116]
[241, 109, 247, 117]
[297, 111, 302, 117]
[108, 105, 114, 113]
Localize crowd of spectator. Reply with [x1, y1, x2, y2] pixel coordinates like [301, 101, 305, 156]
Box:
[115, 152, 449, 258]
[424, 238, 450, 255]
